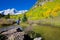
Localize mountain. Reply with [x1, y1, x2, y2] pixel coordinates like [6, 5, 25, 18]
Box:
[26, 0, 60, 20]
[0, 8, 28, 15]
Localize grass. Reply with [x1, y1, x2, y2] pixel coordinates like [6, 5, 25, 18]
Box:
[10, 14, 23, 20]
[19, 16, 60, 40]
[20, 22, 30, 29]
[34, 26, 60, 40]
[40, 17, 60, 27]
[20, 20, 60, 40]
[32, 25, 60, 40]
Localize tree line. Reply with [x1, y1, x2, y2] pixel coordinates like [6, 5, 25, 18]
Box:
[0, 14, 10, 19]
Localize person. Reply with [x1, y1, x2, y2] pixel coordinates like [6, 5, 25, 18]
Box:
[16, 17, 21, 25]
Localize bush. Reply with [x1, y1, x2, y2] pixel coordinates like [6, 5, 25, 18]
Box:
[0, 34, 8, 40]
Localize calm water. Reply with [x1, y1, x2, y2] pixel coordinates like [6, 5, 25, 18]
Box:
[0, 25, 23, 33]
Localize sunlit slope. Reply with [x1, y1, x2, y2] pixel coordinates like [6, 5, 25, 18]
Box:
[26, 0, 60, 20]
[10, 14, 23, 20]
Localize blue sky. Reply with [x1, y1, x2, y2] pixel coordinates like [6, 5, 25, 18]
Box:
[0, 0, 37, 11]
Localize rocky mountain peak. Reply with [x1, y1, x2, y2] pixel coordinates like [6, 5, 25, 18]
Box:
[34, 0, 54, 8]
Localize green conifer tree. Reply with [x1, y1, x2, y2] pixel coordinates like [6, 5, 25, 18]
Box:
[22, 14, 27, 22]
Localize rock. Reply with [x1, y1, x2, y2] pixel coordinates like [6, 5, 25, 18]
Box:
[1, 27, 24, 40]
[8, 32, 24, 40]
[34, 37, 42, 40]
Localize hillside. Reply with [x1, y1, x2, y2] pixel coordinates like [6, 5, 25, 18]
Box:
[26, 0, 60, 20]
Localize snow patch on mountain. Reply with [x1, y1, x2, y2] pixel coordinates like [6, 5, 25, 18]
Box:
[0, 8, 28, 15]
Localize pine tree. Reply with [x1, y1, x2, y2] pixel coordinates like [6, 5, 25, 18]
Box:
[22, 14, 27, 22]
[5, 14, 10, 19]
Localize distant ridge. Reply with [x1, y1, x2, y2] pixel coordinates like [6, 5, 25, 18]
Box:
[0, 8, 28, 15]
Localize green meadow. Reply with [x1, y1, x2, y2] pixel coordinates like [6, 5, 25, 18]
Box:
[20, 17, 60, 40]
